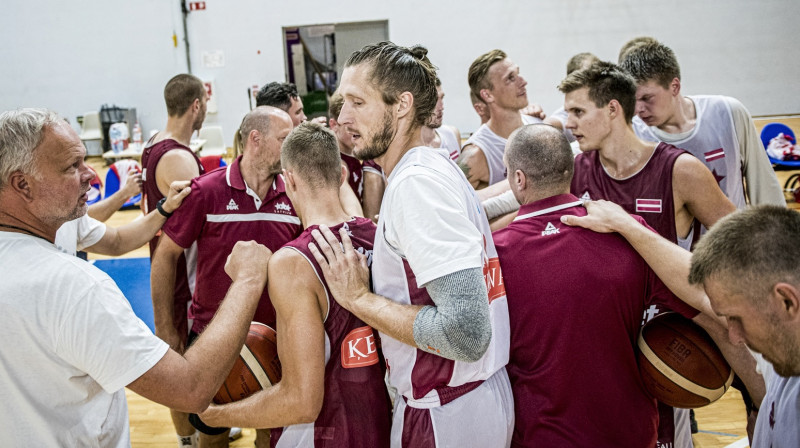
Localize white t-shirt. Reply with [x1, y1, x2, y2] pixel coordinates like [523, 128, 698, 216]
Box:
[0, 232, 168, 447]
[54, 214, 107, 256]
[373, 146, 510, 404]
[752, 363, 800, 447]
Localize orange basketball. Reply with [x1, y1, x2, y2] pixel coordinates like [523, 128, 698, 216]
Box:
[637, 312, 733, 408]
[213, 322, 282, 404]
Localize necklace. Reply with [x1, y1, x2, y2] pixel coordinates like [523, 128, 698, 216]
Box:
[0, 223, 51, 243]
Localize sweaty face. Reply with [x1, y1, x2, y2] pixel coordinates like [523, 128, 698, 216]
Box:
[29, 122, 95, 227]
[287, 97, 307, 127]
[564, 87, 611, 152]
[426, 85, 445, 129]
[634, 80, 675, 127]
[486, 58, 528, 112]
[705, 278, 800, 377]
[337, 65, 397, 161]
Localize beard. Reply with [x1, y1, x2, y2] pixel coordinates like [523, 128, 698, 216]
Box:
[354, 109, 396, 161]
[426, 113, 443, 129]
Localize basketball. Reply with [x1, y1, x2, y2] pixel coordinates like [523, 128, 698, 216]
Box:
[213, 322, 282, 404]
[637, 312, 734, 408]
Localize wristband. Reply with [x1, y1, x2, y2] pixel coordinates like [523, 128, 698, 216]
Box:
[156, 198, 173, 218]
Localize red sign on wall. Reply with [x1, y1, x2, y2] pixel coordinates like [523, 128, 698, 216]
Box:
[189, 2, 206, 11]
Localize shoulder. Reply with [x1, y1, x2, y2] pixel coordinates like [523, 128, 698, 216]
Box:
[672, 152, 714, 184]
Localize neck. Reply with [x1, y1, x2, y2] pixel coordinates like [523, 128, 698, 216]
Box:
[520, 187, 570, 206]
[487, 107, 523, 139]
[295, 189, 352, 229]
[420, 126, 440, 147]
[160, 115, 196, 146]
[0, 209, 57, 243]
[658, 96, 697, 134]
[597, 123, 657, 179]
[240, 153, 276, 200]
[375, 124, 424, 178]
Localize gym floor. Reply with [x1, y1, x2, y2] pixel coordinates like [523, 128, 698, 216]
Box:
[86, 157, 799, 448]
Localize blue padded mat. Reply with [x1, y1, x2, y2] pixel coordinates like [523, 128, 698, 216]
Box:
[92, 257, 154, 332]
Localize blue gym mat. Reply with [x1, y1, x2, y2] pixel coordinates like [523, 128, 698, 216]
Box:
[92, 257, 155, 332]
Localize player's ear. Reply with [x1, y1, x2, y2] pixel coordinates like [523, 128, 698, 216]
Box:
[774, 283, 800, 321]
[607, 100, 620, 120]
[282, 168, 296, 191]
[670, 77, 682, 96]
[396, 92, 414, 119]
[339, 164, 347, 187]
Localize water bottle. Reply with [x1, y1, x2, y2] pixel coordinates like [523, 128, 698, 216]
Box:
[109, 124, 123, 154]
[132, 122, 142, 151]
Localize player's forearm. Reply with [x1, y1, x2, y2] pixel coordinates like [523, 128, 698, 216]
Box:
[87, 190, 130, 222]
[616, 217, 712, 315]
[111, 211, 167, 254]
[694, 313, 765, 407]
[347, 292, 421, 348]
[182, 275, 266, 400]
[150, 251, 181, 332]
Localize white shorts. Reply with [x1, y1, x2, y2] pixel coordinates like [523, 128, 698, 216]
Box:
[391, 367, 514, 448]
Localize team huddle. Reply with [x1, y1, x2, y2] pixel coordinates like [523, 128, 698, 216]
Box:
[0, 37, 798, 448]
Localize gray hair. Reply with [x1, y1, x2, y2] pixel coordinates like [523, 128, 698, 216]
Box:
[506, 124, 574, 192]
[0, 108, 62, 190]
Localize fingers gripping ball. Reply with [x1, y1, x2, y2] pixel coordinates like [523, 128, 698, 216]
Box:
[637, 312, 734, 408]
[214, 322, 282, 404]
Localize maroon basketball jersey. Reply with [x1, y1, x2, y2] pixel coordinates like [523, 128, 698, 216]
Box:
[340, 152, 363, 201]
[272, 217, 391, 448]
[493, 194, 699, 447]
[141, 137, 204, 253]
[571, 142, 700, 247]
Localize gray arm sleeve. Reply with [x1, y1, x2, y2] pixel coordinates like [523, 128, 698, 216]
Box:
[482, 190, 520, 220]
[412, 267, 492, 362]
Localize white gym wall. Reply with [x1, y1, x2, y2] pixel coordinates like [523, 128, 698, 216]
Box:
[2, 0, 797, 145]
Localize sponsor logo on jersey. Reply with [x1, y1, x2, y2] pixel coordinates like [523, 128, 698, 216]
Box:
[483, 257, 506, 303]
[226, 199, 239, 211]
[542, 222, 560, 236]
[704, 148, 725, 162]
[274, 202, 292, 213]
[635, 198, 662, 213]
[581, 191, 591, 201]
[642, 304, 661, 325]
[341, 326, 379, 368]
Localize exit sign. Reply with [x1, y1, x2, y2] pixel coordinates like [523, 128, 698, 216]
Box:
[189, 2, 206, 11]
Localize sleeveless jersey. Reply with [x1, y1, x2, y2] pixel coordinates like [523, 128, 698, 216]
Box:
[633, 95, 745, 209]
[340, 152, 363, 201]
[463, 114, 541, 185]
[571, 142, 700, 249]
[273, 218, 392, 448]
[372, 146, 510, 406]
[436, 126, 461, 161]
[140, 137, 204, 333]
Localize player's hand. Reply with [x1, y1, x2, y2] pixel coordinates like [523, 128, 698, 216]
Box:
[560, 200, 635, 233]
[162, 180, 192, 214]
[307, 224, 371, 311]
[310, 116, 328, 127]
[520, 103, 546, 120]
[225, 240, 272, 284]
[121, 169, 143, 199]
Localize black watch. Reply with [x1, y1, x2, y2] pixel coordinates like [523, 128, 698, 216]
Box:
[156, 198, 173, 218]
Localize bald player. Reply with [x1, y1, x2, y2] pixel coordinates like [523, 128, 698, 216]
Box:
[152, 106, 301, 447]
[197, 122, 392, 447]
[493, 123, 729, 447]
[460, 49, 542, 189]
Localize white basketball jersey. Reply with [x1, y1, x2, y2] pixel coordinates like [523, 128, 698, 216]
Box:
[633, 95, 746, 209]
[372, 146, 510, 406]
[464, 114, 542, 185]
[436, 126, 461, 161]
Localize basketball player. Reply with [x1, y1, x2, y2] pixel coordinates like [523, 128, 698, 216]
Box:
[329, 92, 364, 201]
[142, 73, 210, 447]
[197, 122, 392, 447]
[544, 52, 600, 141]
[460, 49, 542, 189]
[307, 42, 513, 447]
[0, 108, 271, 447]
[151, 106, 301, 447]
[421, 77, 462, 161]
[619, 40, 784, 208]
[256, 82, 308, 127]
[494, 123, 730, 446]
[560, 61, 764, 447]
[617, 36, 659, 64]
[562, 200, 798, 447]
